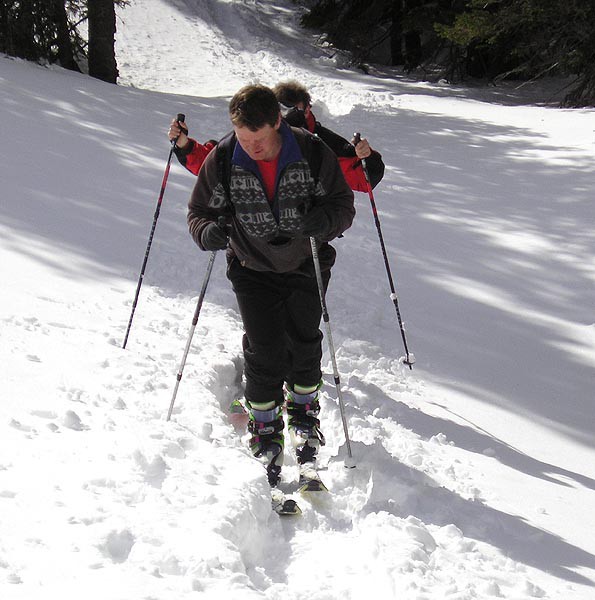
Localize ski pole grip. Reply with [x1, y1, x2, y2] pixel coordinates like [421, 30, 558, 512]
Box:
[172, 113, 188, 143]
[353, 132, 361, 145]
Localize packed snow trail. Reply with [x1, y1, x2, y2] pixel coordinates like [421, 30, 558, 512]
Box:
[1, 269, 559, 598]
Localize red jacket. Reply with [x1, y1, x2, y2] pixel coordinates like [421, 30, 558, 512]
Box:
[338, 156, 370, 193]
[173, 139, 217, 175]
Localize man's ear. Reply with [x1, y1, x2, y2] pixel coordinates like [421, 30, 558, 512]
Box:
[274, 113, 282, 130]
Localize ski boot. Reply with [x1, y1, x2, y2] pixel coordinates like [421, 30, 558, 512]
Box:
[286, 383, 326, 466]
[247, 402, 285, 486]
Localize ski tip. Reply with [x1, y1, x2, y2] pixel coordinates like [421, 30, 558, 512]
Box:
[276, 499, 302, 516]
[271, 490, 302, 516]
[298, 480, 328, 493]
[298, 469, 329, 493]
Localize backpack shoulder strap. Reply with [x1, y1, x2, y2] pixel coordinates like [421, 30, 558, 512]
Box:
[294, 129, 323, 183]
[306, 133, 323, 183]
[215, 131, 236, 210]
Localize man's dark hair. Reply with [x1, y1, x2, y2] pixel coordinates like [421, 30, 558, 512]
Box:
[229, 85, 280, 131]
[273, 80, 312, 108]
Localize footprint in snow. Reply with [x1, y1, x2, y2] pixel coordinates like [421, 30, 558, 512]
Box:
[63, 410, 87, 431]
[133, 450, 169, 488]
[163, 441, 186, 459]
[113, 397, 127, 410]
[99, 529, 136, 564]
[9, 419, 36, 435]
[62, 386, 89, 404]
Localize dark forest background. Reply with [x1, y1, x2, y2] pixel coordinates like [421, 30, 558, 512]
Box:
[299, 0, 595, 107]
[0, 0, 122, 83]
[2, 0, 595, 106]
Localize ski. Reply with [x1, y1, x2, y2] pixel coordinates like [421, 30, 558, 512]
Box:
[297, 463, 328, 493]
[271, 487, 302, 516]
[227, 398, 324, 514]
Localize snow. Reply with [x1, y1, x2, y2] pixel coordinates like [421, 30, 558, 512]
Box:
[2, 0, 595, 597]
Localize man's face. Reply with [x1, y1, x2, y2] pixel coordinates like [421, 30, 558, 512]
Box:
[234, 116, 282, 161]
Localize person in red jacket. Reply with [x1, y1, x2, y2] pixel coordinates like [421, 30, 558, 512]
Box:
[273, 80, 385, 192]
[168, 81, 385, 191]
[168, 118, 216, 175]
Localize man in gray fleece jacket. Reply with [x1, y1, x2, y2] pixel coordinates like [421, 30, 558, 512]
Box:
[187, 84, 354, 484]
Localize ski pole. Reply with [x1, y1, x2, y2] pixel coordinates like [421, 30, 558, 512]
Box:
[167, 250, 217, 421]
[354, 133, 415, 369]
[309, 237, 355, 468]
[122, 113, 186, 349]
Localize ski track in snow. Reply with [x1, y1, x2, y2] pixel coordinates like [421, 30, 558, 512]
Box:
[1, 284, 551, 598]
[2, 0, 595, 597]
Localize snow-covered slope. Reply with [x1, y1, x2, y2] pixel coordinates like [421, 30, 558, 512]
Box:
[1, 0, 595, 597]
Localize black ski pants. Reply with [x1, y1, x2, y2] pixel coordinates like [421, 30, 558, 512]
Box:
[227, 258, 330, 408]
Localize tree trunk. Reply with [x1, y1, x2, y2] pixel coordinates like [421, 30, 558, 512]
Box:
[403, 31, 421, 71]
[403, 0, 422, 71]
[390, 0, 404, 65]
[88, 0, 118, 83]
[10, 0, 38, 60]
[50, 0, 80, 71]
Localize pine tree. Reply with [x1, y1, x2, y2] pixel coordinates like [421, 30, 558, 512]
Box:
[88, 0, 118, 83]
[298, 0, 595, 106]
[436, 0, 595, 105]
[0, 1, 124, 84]
[49, 0, 80, 71]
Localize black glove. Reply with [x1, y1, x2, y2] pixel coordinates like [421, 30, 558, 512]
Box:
[201, 222, 229, 251]
[300, 206, 332, 239]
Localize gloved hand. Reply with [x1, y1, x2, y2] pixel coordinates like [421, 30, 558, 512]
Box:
[169, 117, 189, 149]
[351, 135, 372, 159]
[201, 221, 229, 251]
[300, 206, 332, 239]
